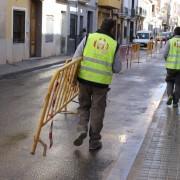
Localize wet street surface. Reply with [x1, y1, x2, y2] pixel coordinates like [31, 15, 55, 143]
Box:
[0, 51, 166, 180]
[128, 96, 180, 180]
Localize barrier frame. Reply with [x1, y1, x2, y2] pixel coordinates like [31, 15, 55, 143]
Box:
[31, 57, 81, 156]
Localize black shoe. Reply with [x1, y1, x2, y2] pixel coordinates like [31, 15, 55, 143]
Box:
[173, 103, 178, 108]
[73, 132, 87, 146]
[167, 95, 173, 105]
[173, 97, 179, 108]
[89, 141, 102, 151]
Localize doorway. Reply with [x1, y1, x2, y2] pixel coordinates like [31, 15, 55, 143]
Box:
[87, 11, 93, 33]
[130, 21, 134, 42]
[30, 0, 42, 57]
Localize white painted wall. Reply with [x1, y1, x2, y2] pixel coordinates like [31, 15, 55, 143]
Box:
[67, 0, 97, 34]
[8, 7, 30, 63]
[138, 0, 153, 30]
[42, 0, 67, 57]
[0, 0, 7, 64]
[0, 1, 30, 64]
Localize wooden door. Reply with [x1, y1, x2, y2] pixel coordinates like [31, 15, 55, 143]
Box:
[30, 1, 36, 57]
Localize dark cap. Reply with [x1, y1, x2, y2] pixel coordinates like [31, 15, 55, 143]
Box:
[174, 27, 180, 35]
[100, 18, 116, 33]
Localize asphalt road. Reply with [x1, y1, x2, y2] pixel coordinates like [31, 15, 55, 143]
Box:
[0, 50, 166, 180]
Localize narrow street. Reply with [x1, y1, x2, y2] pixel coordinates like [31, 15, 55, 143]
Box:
[0, 0, 179, 179]
[0, 50, 166, 180]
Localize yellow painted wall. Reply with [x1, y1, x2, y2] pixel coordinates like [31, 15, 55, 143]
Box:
[98, 0, 121, 9]
[6, 0, 30, 39]
[98, 8, 111, 29]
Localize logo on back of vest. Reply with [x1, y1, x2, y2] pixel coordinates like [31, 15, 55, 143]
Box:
[174, 41, 180, 48]
[93, 38, 109, 54]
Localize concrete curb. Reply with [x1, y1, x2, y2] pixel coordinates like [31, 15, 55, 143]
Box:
[0, 60, 66, 80]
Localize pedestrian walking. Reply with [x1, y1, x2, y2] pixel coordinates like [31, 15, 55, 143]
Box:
[163, 27, 180, 108]
[78, 28, 87, 45]
[72, 18, 121, 151]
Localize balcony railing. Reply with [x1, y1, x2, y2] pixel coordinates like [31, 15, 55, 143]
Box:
[56, 0, 68, 3]
[118, 7, 131, 17]
[131, 8, 136, 17]
[64, 0, 90, 4]
[136, 7, 147, 17]
[77, 0, 90, 4]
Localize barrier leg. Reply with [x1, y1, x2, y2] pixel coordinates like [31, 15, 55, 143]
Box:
[130, 50, 132, 68]
[138, 53, 140, 63]
[127, 58, 128, 69]
[31, 124, 44, 155]
[31, 105, 48, 155]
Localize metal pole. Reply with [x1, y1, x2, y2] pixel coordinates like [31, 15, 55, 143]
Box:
[75, 1, 78, 50]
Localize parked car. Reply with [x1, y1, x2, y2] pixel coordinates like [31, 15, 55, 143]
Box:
[156, 32, 173, 41]
[133, 30, 154, 47]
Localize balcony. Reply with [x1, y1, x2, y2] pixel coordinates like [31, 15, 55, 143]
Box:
[98, 0, 121, 9]
[64, 0, 90, 4]
[118, 7, 131, 17]
[56, 0, 68, 3]
[77, 0, 90, 4]
[131, 8, 136, 17]
[136, 7, 147, 17]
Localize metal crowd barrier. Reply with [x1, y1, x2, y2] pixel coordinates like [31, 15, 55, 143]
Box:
[129, 43, 140, 67]
[119, 43, 140, 69]
[146, 41, 154, 58]
[31, 57, 81, 156]
[119, 45, 129, 68]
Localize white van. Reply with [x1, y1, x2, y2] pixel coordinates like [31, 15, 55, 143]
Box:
[133, 30, 153, 47]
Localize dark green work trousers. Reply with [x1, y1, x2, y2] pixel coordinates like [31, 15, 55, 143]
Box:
[166, 69, 180, 103]
[77, 82, 109, 142]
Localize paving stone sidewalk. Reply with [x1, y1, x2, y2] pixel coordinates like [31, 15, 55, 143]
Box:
[128, 95, 180, 180]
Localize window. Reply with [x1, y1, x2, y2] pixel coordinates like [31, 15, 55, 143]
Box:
[70, 14, 77, 38]
[79, 16, 83, 34]
[13, 10, 25, 43]
[152, 5, 155, 13]
[45, 15, 54, 42]
[137, 33, 149, 39]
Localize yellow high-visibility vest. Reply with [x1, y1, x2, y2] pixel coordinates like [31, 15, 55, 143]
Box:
[78, 33, 117, 84]
[166, 38, 180, 70]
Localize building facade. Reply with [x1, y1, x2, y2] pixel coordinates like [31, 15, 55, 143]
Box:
[67, 0, 97, 54]
[0, 0, 31, 64]
[97, 0, 121, 43]
[169, 0, 180, 31]
[119, 0, 139, 44]
[0, 0, 97, 64]
[1, 0, 179, 64]
[0, 0, 8, 64]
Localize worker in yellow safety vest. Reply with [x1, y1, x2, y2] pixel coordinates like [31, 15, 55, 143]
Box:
[73, 18, 122, 151]
[163, 27, 180, 108]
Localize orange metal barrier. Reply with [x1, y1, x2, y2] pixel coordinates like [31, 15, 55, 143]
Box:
[154, 39, 159, 53]
[147, 41, 154, 58]
[119, 43, 140, 69]
[119, 45, 129, 68]
[129, 43, 140, 67]
[31, 57, 81, 156]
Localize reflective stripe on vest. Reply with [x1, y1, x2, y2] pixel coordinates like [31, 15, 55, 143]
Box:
[166, 38, 180, 70]
[78, 33, 117, 84]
